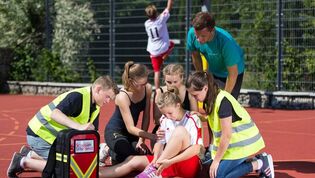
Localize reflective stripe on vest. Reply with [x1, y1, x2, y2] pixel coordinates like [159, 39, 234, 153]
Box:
[28, 86, 100, 144]
[212, 120, 255, 138]
[209, 90, 265, 159]
[212, 132, 262, 151]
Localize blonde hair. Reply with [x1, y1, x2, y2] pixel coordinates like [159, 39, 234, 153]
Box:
[145, 4, 158, 19]
[122, 61, 149, 91]
[156, 86, 181, 109]
[92, 75, 119, 94]
[162, 64, 185, 82]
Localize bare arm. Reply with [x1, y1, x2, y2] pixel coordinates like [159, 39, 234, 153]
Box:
[152, 142, 164, 163]
[117, 91, 155, 141]
[191, 51, 203, 71]
[209, 117, 232, 178]
[153, 88, 162, 125]
[225, 64, 238, 94]
[165, 0, 173, 12]
[140, 84, 153, 137]
[50, 109, 94, 130]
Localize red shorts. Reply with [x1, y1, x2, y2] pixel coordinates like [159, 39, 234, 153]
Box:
[150, 41, 175, 72]
[146, 154, 200, 178]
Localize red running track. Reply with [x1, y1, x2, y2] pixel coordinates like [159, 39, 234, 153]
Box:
[0, 94, 315, 177]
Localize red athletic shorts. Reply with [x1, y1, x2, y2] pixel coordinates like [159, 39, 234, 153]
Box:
[150, 41, 175, 72]
[146, 154, 200, 178]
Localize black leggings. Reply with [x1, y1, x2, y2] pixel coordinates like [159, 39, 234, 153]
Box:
[104, 129, 139, 164]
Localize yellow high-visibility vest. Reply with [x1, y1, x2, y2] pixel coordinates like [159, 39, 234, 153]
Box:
[208, 90, 265, 159]
[28, 87, 100, 144]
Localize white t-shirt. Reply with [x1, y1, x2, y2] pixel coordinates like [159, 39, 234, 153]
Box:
[145, 9, 170, 56]
[159, 111, 203, 146]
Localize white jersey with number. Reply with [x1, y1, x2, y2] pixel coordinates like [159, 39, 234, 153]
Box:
[159, 111, 203, 146]
[145, 9, 170, 56]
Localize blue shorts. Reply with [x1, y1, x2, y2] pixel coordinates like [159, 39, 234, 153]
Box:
[27, 135, 51, 160]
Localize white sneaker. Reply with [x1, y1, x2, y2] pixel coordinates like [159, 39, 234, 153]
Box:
[99, 143, 109, 165]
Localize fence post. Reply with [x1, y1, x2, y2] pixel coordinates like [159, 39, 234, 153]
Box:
[45, 0, 53, 50]
[276, 0, 283, 90]
[185, 0, 192, 77]
[109, 0, 115, 78]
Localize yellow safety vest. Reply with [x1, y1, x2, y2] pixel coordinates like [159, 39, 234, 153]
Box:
[28, 86, 100, 144]
[208, 90, 265, 160]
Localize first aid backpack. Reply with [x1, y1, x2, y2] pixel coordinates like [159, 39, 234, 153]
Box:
[43, 129, 99, 178]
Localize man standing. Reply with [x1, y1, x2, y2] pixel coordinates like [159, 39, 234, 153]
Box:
[187, 12, 245, 98]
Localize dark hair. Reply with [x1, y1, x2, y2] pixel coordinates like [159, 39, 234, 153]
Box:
[145, 4, 158, 19]
[186, 71, 219, 115]
[192, 12, 216, 31]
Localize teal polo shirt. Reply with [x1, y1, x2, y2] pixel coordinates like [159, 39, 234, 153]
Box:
[186, 26, 245, 78]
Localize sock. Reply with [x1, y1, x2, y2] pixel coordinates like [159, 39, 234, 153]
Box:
[26, 151, 32, 158]
[20, 157, 26, 169]
[257, 159, 263, 170]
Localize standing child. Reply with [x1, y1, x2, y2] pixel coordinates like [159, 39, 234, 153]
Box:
[99, 87, 204, 178]
[7, 76, 119, 177]
[186, 71, 274, 178]
[145, 0, 174, 88]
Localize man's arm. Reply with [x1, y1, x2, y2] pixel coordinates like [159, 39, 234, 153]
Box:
[225, 65, 238, 94]
[191, 51, 203, 71]
[50, 109, 94, 130]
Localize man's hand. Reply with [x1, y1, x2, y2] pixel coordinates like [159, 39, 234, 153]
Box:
[78, 123, 95, 130]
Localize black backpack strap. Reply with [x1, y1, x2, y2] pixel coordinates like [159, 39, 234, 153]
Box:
[42, 139, 57, 178]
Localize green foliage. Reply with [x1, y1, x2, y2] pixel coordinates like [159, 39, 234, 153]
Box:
[10, 48, 80, 82]
[86, 58, 99, 83]
[53, 0, 99, 66]
[32, 49, 81, 82]
[0, 0, 44, 49]
[10, 47, 36, 81]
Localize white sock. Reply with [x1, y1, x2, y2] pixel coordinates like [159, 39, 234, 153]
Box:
[26, 151, 32, 158]
[257, 159, 263, 170]
[20, 157, 26, 169]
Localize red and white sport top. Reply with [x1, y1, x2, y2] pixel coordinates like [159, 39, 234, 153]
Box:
[159, 111, 203, 146]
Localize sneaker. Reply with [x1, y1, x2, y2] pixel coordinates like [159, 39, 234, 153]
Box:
[135, 164, 161, 178]
[7, 152, 24, 178]
[99, 143, 109, 165]
[256, 152, 275, 178]
[19, 145, 31, 156]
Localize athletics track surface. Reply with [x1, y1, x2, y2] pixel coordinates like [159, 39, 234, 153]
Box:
[0, 94, 314, 177]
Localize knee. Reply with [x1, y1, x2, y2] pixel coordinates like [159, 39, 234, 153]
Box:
[172, 126, 189, 138]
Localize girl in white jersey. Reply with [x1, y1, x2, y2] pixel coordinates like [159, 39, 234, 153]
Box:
[99, 87, 204, 178]
[145, 0, 174, 88]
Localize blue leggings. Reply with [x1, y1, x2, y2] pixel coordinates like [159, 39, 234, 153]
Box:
[205, 158, 253, 178]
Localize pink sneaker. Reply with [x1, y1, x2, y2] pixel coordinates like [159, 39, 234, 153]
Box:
[135, 164, 161, 178]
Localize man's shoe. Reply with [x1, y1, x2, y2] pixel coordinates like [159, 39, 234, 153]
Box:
[7, 152, 24, 178]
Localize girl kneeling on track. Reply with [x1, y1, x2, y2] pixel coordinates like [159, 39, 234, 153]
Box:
[186, 71, 274, 178]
